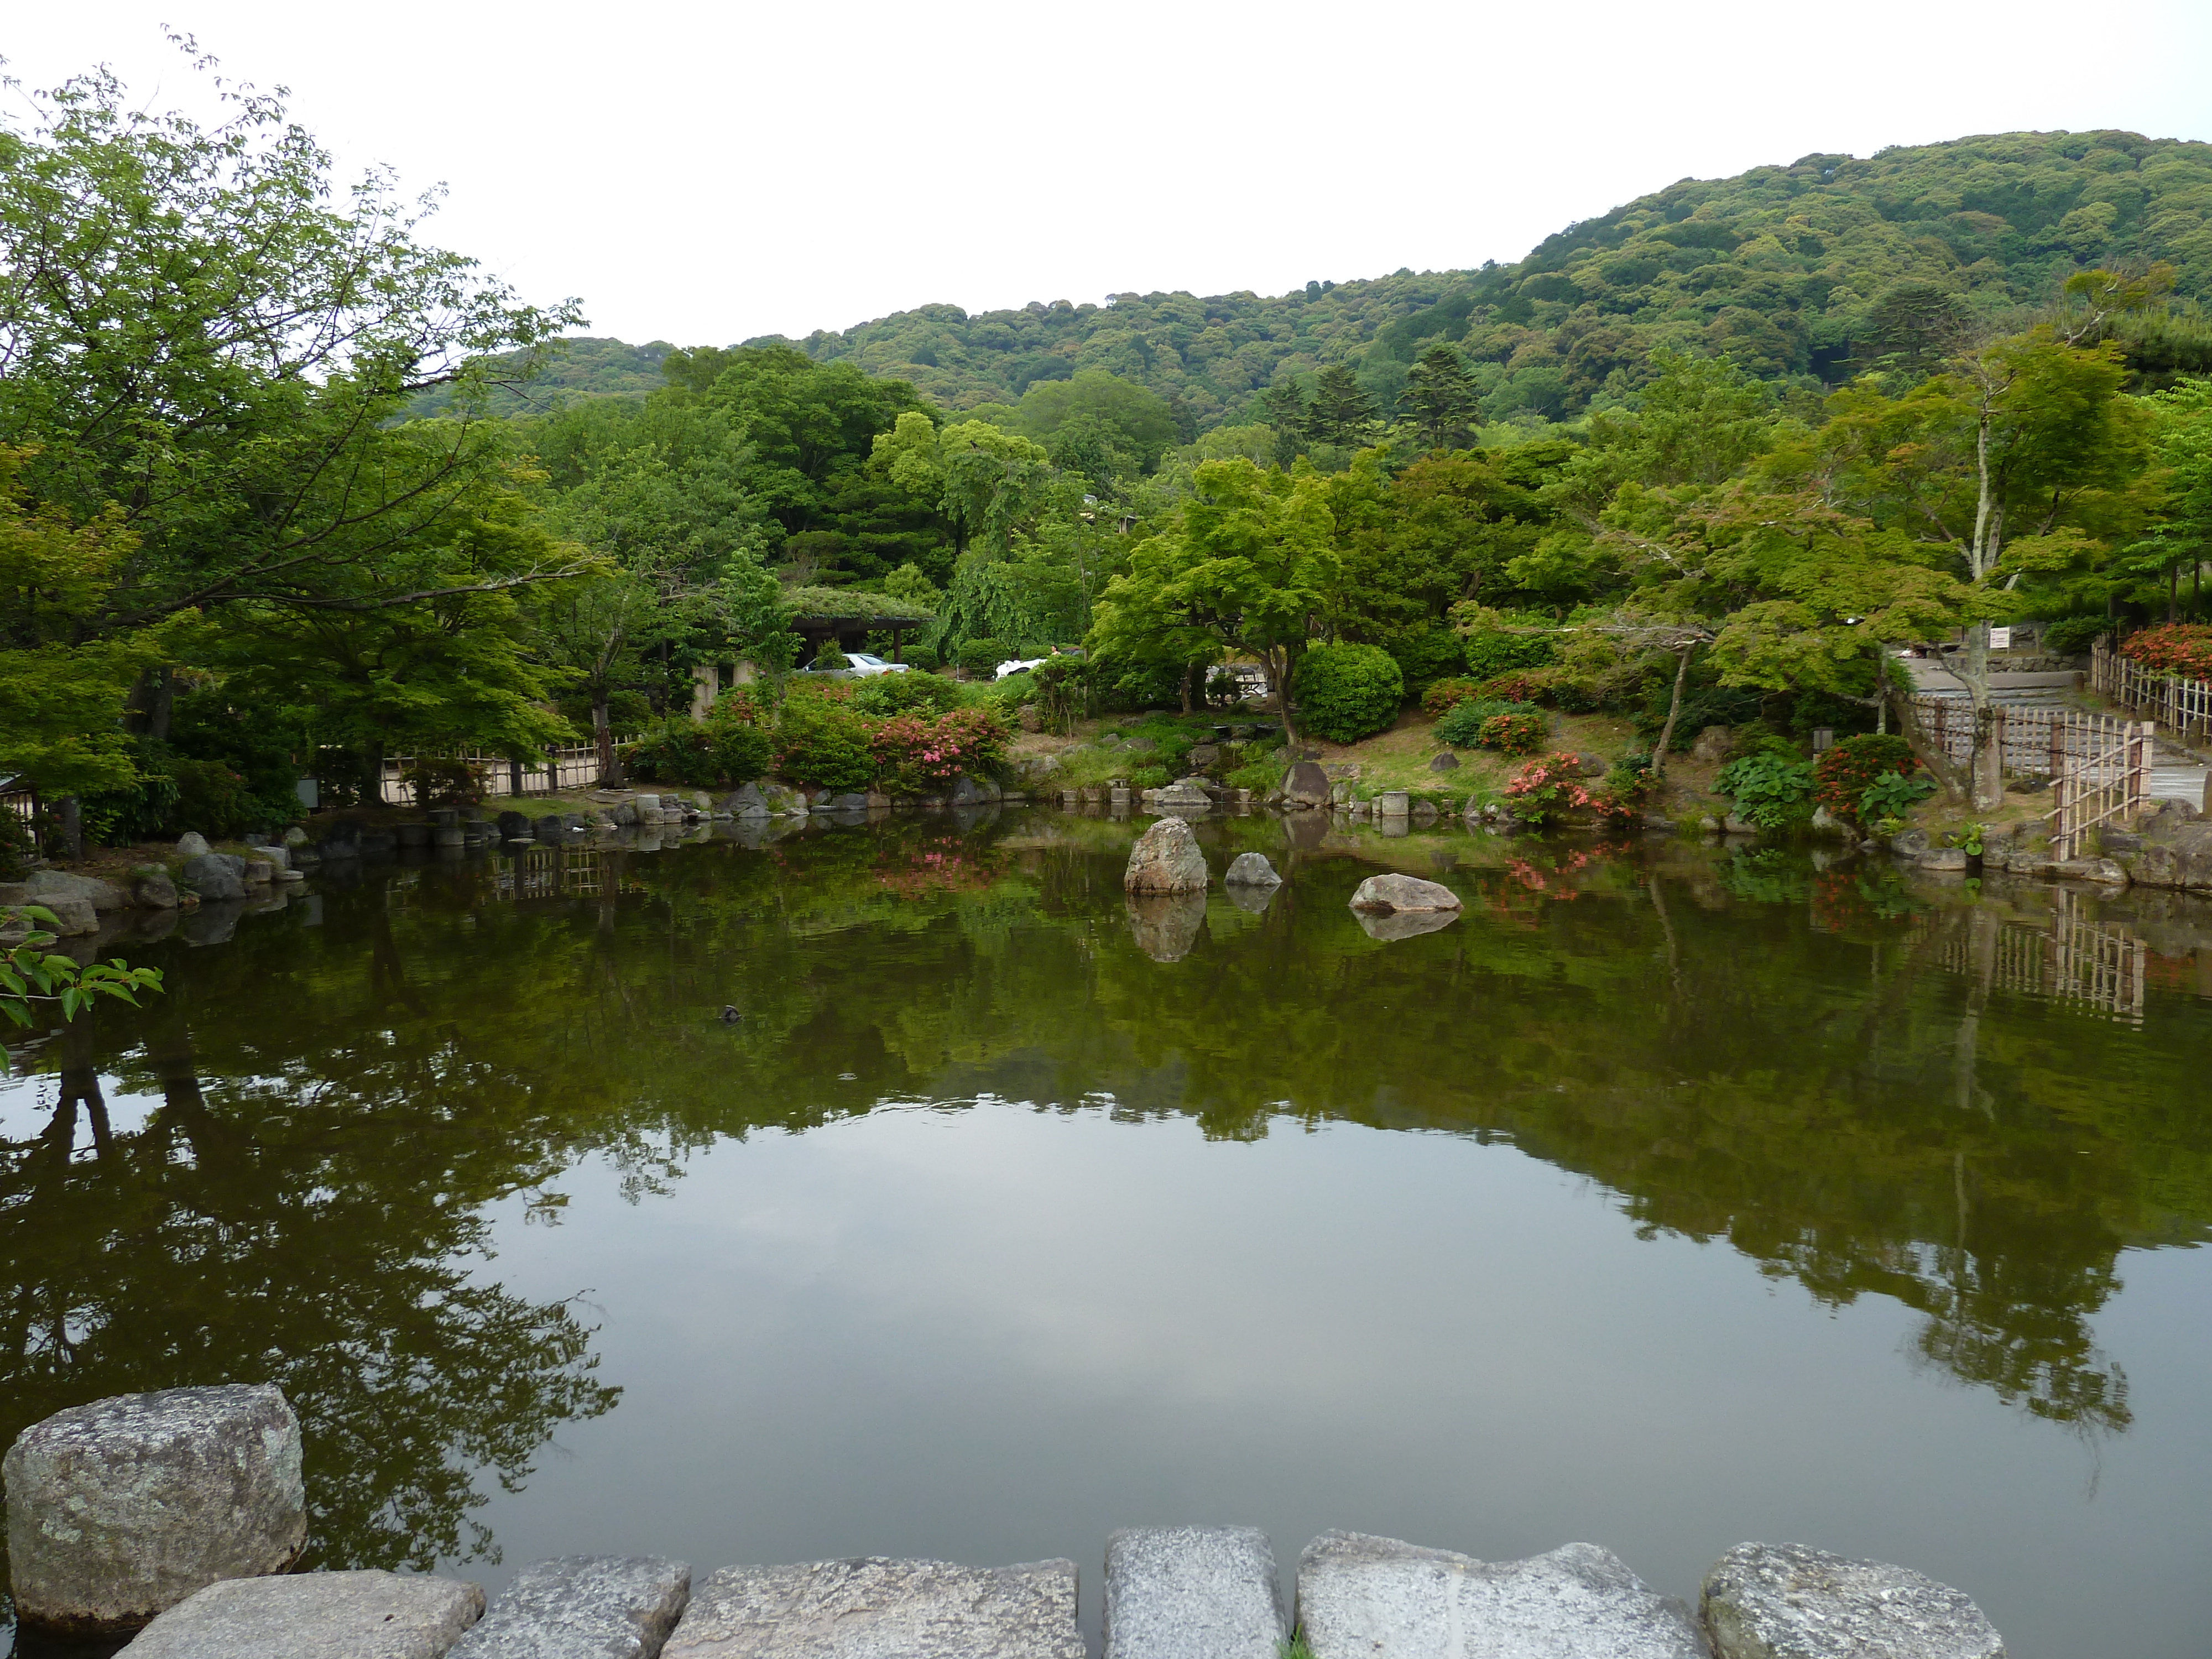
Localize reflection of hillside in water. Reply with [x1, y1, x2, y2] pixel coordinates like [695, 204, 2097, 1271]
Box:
[4, 819, 2210, 1577]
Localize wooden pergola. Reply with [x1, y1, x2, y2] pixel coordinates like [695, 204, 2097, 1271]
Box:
[784, 589, 936, 665]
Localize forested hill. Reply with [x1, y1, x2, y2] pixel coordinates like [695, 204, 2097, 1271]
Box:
[408, 336, 672, 418]
[426, 130, 2212, 430]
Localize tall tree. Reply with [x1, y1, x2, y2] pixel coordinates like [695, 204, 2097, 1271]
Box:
[1305, 366, 1381, 448]
[1400, 344, 1483, 449]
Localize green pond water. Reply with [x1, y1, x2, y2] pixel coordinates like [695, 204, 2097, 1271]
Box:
[3, 810, 2210, 1656]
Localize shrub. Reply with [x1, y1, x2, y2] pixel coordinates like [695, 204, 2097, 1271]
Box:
[1861, 769, 1938, 821]
[1422, 677, 1485, 717]
[775, 689, 875, 792]
[1503, 753, 1595, 826]
[1478, 669, 1552, 705]
[812, 644, 851, 671]
[953, 636, 1009, 675]
[1478, 712, 1548, 755]
[852, 671, 966, 718]
[1031, 656, 1092, 733]
[1225, 745, 1286, 796]
[1714, 748, 1817, 831]
[1295, 644, 1404, 742]
[2121, 623, 2212, 680]
[1435, 697, 1537, 747]
[1129, 764, 1169, 789]
[625, 713, 774, 789]
[1813, 734, 1918, 822]
[2042, 614, 2110, 655]
[1386, 628, 1467, 694]
[1462, 615, 1558, 681]
[401, 757, 486, 807]
[867, 706, 1009, 794]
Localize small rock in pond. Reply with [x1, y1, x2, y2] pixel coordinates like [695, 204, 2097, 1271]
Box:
[663, 1557, 1083, 1659]
[1348, 873, 1461, 913]
[1125, 816, 1209, 893]
[125, 1571, 483, 1659]
[3, 1384, 306, 1636]
[1701, 1541, 2004, 1659]
[1105, 1526, 1282, 1659]
[448, 1554, 691, 1659]
[1223, 853, 1282, 888]
[1297, 1531, 1705, 1659]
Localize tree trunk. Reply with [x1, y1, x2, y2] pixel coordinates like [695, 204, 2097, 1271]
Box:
[1179, 662, 1195, 716]
[2169, 562, 2180, 624]
[1890, 682, 1969, 805]
[1651, 644, 1694, 780]
[362, 740, 387, 808]
[1264, 645, 1301, 752]
[55, 795, 83, 862]
[1955, 625, 2004, 811]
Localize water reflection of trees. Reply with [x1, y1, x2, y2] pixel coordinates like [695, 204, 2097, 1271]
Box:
[6, 825, 2206, 1588]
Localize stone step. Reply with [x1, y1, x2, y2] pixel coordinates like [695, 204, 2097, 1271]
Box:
[1105, 1526, 1284, 1659]
[661, 1557, 1084, 1659]
[1296, 1532, 1707, 1659]
[121, 1571, 484, 1658]
[447, 1556, 692, 1659]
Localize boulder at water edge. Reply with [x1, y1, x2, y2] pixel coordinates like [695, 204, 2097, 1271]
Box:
[1105, 1526, 1284, 1659]
[1151, 776, 1214, 813]
[180, 852, 247, 901]
[1348, 873, 1461, 913]
[3, 1384, 306, 1636]
[664, 1557, 1085, 1659]
[1297, 1532, 1706, 1659]
[1125, 816, 1209, 893]
[1280, 760, 1333, 809]
[1701, 1542, 2004, 1659]
[175, 831, 212, 859]
[23, 869, 132, 911]
[448, 1554, 692, 1659]
[126, 1572, 484, 1659]
[1223, 853, 1282, 888]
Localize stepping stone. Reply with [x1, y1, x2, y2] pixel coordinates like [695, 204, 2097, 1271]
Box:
[1296, 1532, 1705, 1659]
[1701, 1542, 2004, 1659]
[664, 1557, 1084, 1659]
[448, 1556, 691, 1658]
[1105, 1526, 1284, 1659]
[123, 1571, 484, 1658]
[3, 1384, 306, 1636]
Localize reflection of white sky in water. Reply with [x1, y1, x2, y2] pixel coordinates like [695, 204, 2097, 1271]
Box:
[446, 1100, 2211, 1659]
[0, 1064, 166, 1141]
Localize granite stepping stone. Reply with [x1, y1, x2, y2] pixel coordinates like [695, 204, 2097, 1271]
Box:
[1105, 1526, 1284, 1659]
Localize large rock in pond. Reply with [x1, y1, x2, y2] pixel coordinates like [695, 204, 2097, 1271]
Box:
[1125, 816, 1209, 893]
[180, 853, 247, 902]
[126, 1571, 484, 1659]
[1701, 1542, 2004, 1659]
[1105, 1526, 1283, 1659]
[448, 1554, 692, 1659]
[1223, 852, 1282, 888]
[663, 1557, 1084, 1659]
[23, 869, 132, 911]
[1280, 760, 1333, 810]
[1296, 1532, 1705, 1659]
[1348, 873, 1461, 914]
[133, 868, 181, 910]
[3, 1384, 306, 1636]
[18, 895, 99, 936]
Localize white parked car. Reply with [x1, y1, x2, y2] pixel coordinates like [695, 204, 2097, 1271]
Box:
[843, 653, 910, 676]
[995, 656, 1050, 680]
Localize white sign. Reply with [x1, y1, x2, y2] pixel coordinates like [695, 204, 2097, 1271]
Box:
[1989, 626, 2013, 650]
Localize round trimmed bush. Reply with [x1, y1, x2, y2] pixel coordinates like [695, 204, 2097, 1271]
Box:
[1294, 644, 1404, 743]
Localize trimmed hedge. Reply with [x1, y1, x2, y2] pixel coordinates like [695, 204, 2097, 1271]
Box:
[1295, 645, 1404, 743]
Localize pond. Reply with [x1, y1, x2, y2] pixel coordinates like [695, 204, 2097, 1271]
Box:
[3, 811, 2210, 1658]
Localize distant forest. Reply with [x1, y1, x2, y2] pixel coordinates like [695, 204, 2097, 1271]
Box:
[424, 129, 2212, 429]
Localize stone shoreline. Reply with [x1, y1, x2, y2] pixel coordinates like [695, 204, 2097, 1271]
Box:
[8, 1386, 2007, 1659]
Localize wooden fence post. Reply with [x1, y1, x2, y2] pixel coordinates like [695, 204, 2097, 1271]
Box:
[2128, 721, 2153, 817]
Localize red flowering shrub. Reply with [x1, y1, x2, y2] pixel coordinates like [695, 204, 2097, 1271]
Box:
[1479, 670, 1551, 703]
[867, 706, 1010, 795]
[1477, 712, 1548, 755]
[2121, 624, 2212, 680]
[1813, 734, 1917, 822]
[1422, 677, 1485, 717]
[1503, 752, 1595, 826]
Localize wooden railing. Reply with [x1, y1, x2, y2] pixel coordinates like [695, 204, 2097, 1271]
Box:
[1907, 696, 2133, 778]
[377, 742, 635, 806]
[0, 779, 36, 837]
[2049, 719, 2155, 861]
[2091, 636, 2212, 739]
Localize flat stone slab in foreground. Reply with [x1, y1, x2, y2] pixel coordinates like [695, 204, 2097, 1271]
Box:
[664, 1557, 1084, 1659]
[448, 1555, 693, 1658]
[1701, 1542, 2004, 1659]
[4, 1384, 306, 1635]
[1298, 1531, 1707, 1659]
[123, 1571, 484, 1658]
[1105, 1525, 1284, 1659]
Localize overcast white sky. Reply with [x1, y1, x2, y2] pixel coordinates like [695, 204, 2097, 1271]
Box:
[8, 2, 2211, 348]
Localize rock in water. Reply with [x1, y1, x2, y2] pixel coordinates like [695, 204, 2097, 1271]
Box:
[1347, 873, 1461, 913]
[1297, 1532, 1705, 1659]
[1280, 760, 1333, 809]
[124, 1572, 484, 1659]
[663, 1557, 1084, 1659]
[180, 853, 247, 902]
[1701, 1542, 2005, 1659]
[1125, 816, 1209, 893]
[1223, 853, 1282, 888]
[3, 1384, 307, 1636]
[23, 869, 132, 911]
[449, 1555, 692, 1659]
[1105, 1526, 1283, 1659]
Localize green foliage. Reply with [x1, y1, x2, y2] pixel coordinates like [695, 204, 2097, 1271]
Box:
[1385, 628, 1465, 694]
[626, 699, 775, 790]
[774, 687, 875, 792]
[406, 337, 672, 419]
[1434, 697, 1539, 747]
[851, 671, 968, 718]
[1861, 769, 1939, 822]
[2041, 614, 2111, 654]
[1293, 644, 1402, 743]
[867, 706, 1010, 794]
[1477, 711, 1548, 756]
[1128, 764, 1169, 789]
[1, 907, 163, 1031]
[1814, 734, 1920, 821]
[1225, 744, 1287, 796]
[1421, 677, 1486, 717]
[1714, 749, 1818, 831]
[954, 637, 1010, 675]
[1460, 616, 1558, 681]
[812, 644, 852, 671]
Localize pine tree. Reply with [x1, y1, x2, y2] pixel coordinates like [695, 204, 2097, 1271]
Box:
[1306, 365, 1381, 447]
[1402, 344, 1483, 449]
